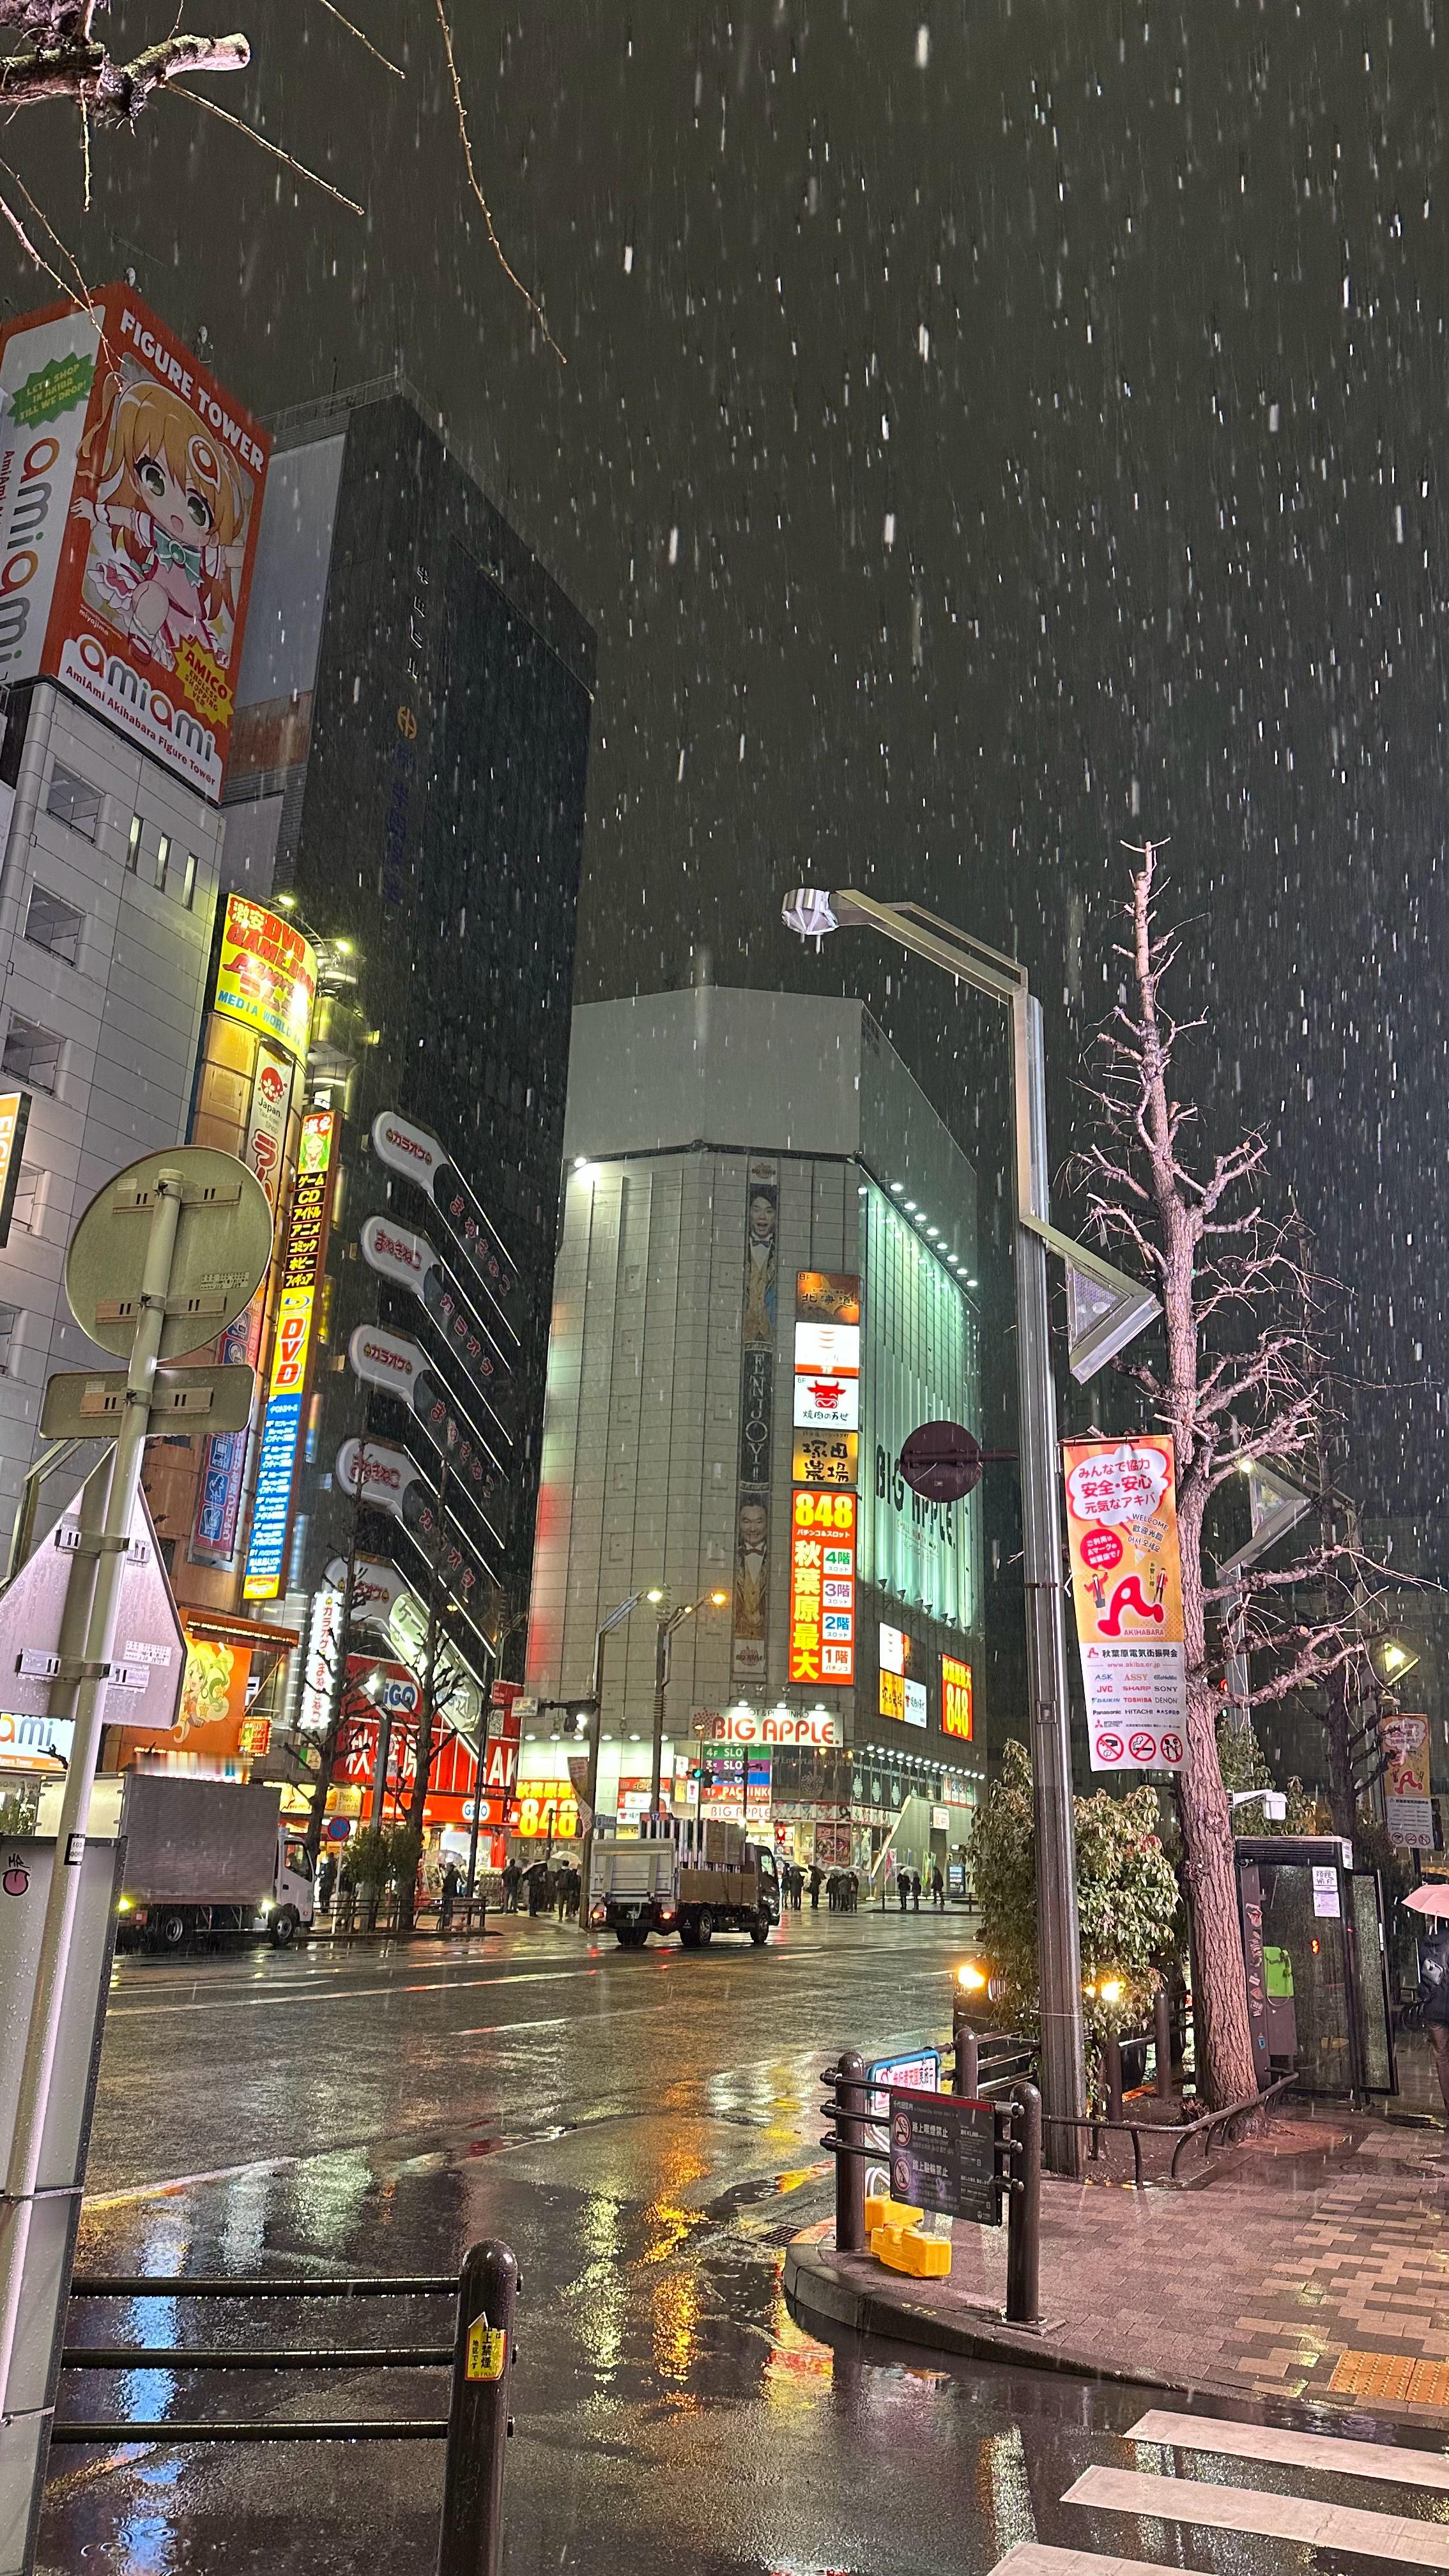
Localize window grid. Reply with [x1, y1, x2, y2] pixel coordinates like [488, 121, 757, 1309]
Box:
[24, 884, 83, 967]
[45, 764, 100, 842]
[181, 850, 197, 909]
[153, 833, 171, 894]
[126, 814, 142, 873]
[1, 1016, 61, 1093]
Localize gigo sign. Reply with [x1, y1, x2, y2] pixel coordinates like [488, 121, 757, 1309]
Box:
[348, 1321, 424, 1393]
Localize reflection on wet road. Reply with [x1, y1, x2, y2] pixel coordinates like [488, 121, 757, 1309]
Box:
[38, 1909, 1438, 2573]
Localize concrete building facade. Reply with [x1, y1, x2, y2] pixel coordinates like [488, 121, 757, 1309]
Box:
[525, 987, 987, 1886]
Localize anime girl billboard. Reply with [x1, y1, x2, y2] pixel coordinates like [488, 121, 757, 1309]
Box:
[0, 286, 268, 801]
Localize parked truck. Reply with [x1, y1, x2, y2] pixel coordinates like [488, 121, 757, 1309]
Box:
[588, 1820, 781, 1948]
[114, 1772, 316, 1952]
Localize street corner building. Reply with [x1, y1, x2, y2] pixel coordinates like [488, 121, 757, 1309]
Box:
[0, 286, 270, 1534]
[523, 988, 986, 1885]
[7, 364, 595, 1849]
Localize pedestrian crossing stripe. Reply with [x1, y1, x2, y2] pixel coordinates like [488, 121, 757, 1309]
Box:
[986, 2404, 1449, 2576]
[1064, 2465, 1449, 2568]
[1128, 2405, 1449, 2492]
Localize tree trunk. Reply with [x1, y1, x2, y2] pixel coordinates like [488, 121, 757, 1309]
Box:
[1177, 1676, 1259, 2104]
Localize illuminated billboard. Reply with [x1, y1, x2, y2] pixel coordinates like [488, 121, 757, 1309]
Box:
[0, 286, 270, 799]
[242, 1108, 335, 1600]
[214, 896, 318, 1064]
[788, 1488, 856, 1685]
[942, 1655, 974, 1741]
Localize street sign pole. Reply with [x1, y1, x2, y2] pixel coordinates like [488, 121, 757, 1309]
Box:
[0, 1147, 271, 2557]
[0, 1167, 181, 2412]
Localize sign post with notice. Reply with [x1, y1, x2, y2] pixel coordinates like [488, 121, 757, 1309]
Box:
[1062, 1435, 1187, 1774]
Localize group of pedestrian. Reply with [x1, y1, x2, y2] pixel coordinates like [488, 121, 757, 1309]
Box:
[893, 1862, 946, 1912]
[778, 1860, 806, 1910]
[500, 1856, 581, 1919]
[825, 1867, 861, 1910]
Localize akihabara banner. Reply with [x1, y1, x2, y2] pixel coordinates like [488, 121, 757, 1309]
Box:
[1383, 1713, 1434, 1850]
[1062, 1435, 1187, 1772]
[0, 288, 269, 801]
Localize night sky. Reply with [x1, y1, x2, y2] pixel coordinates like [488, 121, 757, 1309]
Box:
[8, 2, 1447, 1524]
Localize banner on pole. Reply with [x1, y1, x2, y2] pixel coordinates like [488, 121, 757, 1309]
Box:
[1383, 1712, 1434, 1848]
[1062, 1435, 1186, 1772]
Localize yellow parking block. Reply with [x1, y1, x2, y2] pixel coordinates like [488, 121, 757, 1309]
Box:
[871, 2221, 952, 2280]
[864, 2191, 923, 2235]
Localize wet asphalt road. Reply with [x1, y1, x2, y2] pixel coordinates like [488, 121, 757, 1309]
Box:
[38, 1905, 1442, 2575]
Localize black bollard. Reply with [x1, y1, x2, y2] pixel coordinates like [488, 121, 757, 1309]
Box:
[954, 2015, 979, 2101]
[834, 2051, 868, 2254]
[438, 2240, 518, 2576]
[1005, 2083, 1041, 2327]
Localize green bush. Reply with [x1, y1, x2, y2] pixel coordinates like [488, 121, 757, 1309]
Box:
[968, 1738, 1181, 2048]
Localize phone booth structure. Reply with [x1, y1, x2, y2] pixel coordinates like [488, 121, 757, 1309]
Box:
[1235, 1834, 1396, 2100]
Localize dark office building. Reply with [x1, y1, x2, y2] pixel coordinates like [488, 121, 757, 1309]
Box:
[221, 378, 595, 1728]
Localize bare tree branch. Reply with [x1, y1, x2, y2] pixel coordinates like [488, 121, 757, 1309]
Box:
[431, 0, 565, 363]
[0, 27, 249, 119]
[172, 82, 365, 215]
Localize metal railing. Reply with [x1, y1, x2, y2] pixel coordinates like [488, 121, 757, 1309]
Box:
[819, 2051, 1043, 2327]
[52, 2239, 517, 2575]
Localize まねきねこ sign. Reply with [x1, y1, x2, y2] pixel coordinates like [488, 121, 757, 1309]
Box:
[1062, 1436, 1186, 1773]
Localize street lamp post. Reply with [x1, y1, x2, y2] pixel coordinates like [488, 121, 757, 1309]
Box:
[581, 1593, 645, 1896]
[783, 887, 1092, 2172]
[648, 1590, 730, 1817]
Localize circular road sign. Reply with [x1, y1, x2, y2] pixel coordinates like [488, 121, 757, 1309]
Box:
[66, 1146, 273, 1361]
[898, 1419, 983, 1504]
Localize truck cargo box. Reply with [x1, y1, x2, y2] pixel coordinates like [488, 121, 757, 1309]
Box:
[119, 1773, 281, 1908]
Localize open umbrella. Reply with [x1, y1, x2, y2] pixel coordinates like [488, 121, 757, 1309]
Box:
[1402, 1883, 1449, 1919]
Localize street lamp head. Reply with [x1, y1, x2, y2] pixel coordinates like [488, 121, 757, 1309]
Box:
[709, 1590, 728, 1607]
[646, 1588, 664, 1604]
[782, 887, 838, 948]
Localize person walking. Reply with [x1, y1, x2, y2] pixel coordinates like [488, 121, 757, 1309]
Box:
[910, 1867, 921, 1913]
[808, 1863, 822, 1911]
[1420, 1913, 1449, 2115]
[502, 1857, 520, 1912]
[526, 1864, 543, 1917]
[316, 1852, 336, 1915]
[898, 1866, 909, 1915]
[438, 1857, 461, 1935]
[930, 1862, 945, 1912]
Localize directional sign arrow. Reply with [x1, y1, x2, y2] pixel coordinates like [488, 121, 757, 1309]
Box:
[0, 1467, 186, 1732]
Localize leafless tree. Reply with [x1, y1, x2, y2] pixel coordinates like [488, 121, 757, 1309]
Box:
[0, 3, 561, 356]
[1075, 843, 1400, 2108]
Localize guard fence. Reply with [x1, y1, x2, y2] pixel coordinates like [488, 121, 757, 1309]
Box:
[820, 2051, 1043, 2328]
[47, 2237, 518, 2576]
[954, 1993, 1296, 2188]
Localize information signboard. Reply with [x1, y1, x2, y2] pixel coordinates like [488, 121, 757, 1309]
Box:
[863, 2047, 939, 2151]
[888, 2087, 1000, 2226]
[1062, 1434, 1187, 1772]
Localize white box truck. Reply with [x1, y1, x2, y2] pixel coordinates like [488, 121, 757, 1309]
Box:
[114, 1772, 316, 1952]
[588, 1820, 781, 1949]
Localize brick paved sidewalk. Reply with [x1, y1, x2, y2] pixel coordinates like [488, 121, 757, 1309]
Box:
[786, 2094, 1449, 2428]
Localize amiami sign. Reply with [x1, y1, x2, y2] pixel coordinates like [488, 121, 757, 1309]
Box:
[0, 286, 270, 801]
